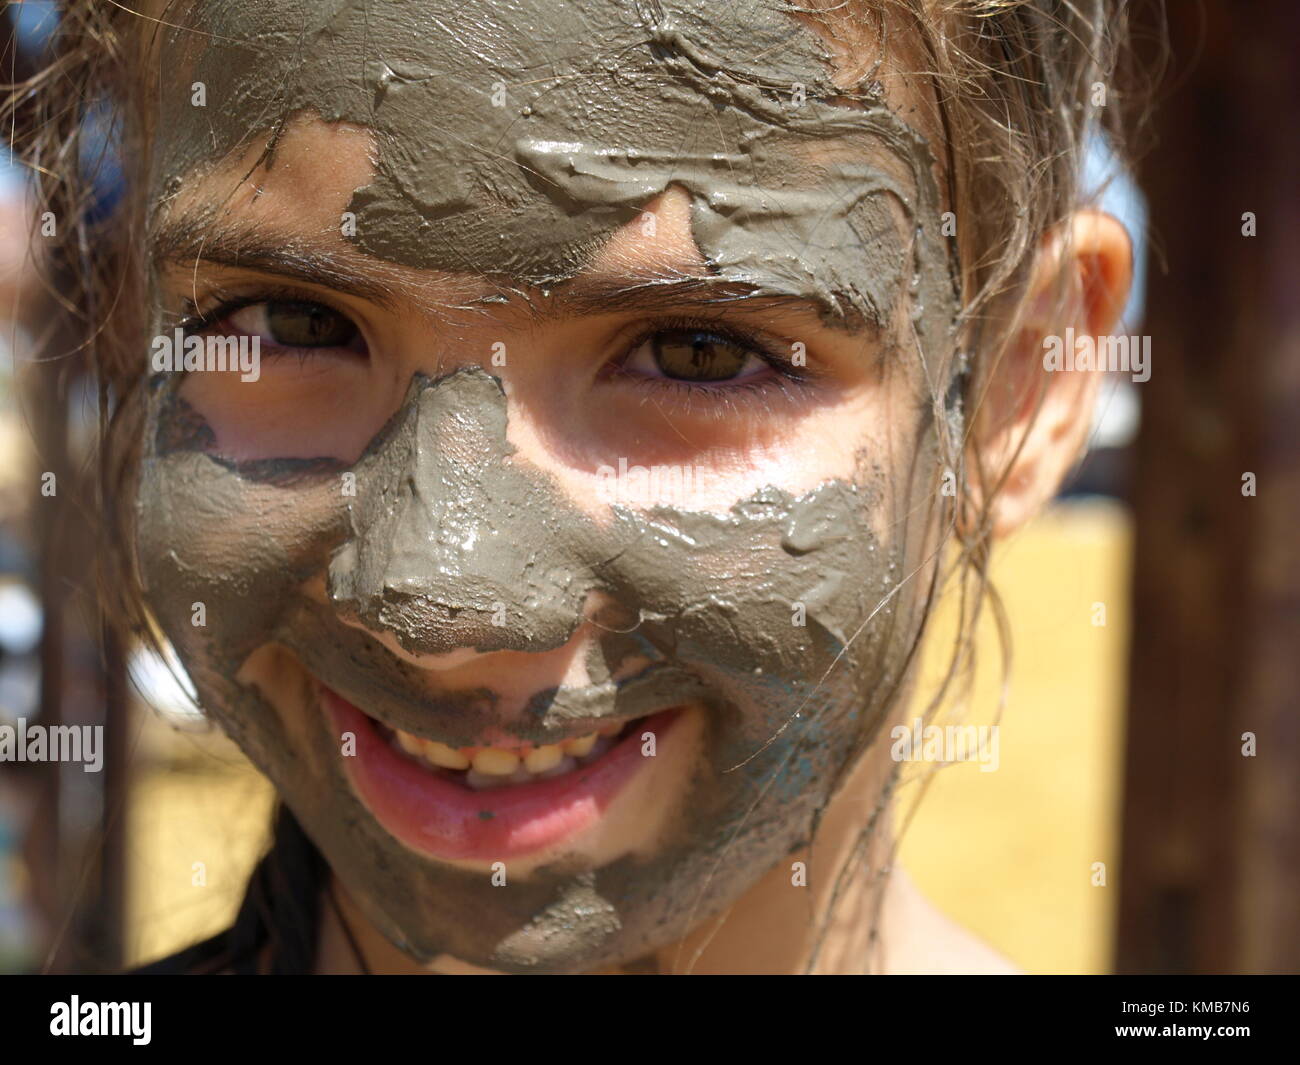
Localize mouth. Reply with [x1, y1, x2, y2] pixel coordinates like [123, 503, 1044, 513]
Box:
[320, 685, 682, 861]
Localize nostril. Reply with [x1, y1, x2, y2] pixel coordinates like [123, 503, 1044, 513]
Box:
[585, 596, 640, 633]
[337, 581, 587, 658]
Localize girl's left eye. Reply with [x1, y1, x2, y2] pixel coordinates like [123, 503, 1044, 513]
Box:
[620, 327, 773, 385]
[221, 300, 366, 355]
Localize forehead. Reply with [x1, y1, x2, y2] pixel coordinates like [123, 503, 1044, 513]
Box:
[150, 0, 952, 329]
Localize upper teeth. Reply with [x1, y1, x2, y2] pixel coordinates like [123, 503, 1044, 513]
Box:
[397, 732, 470, 770]
[390, 725, 620, 786]
[523, 744, 563, 773]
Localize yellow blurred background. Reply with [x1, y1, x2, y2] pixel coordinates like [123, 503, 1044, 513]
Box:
[123, 496, 1131, 973]
[897, 497, 1131, 973]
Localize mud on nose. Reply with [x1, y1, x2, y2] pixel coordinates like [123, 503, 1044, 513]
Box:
[326, 368, 599, 656]
[329, 560, 592, 656]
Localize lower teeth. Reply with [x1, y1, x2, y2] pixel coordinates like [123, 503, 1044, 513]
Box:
[465, 754, 579, 791]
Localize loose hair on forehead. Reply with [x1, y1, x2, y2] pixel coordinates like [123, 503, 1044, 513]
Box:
[4, 0, 1155, 973]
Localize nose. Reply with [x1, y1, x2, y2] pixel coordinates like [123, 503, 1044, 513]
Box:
[327, 368, 597, 656]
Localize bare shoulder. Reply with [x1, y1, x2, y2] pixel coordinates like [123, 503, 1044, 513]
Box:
[879, 866, 1023, 975]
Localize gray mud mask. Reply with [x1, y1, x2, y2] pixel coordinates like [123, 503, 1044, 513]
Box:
[139, 0, 959, 971]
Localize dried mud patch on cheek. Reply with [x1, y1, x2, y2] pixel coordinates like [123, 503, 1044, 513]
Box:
[136, 406, 356, 794]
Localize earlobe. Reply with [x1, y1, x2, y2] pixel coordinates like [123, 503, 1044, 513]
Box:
[963, 209, 1133, 541]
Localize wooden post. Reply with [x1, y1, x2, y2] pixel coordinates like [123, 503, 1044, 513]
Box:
[1115, 0, 1300, 973]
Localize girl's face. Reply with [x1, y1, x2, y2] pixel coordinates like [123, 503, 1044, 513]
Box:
[139, 0, 961, 971]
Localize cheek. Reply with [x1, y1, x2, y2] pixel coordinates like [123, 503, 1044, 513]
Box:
[176, 359, 397, 464]
[684, 403, 946, 800]
[135, 382, 350, 704]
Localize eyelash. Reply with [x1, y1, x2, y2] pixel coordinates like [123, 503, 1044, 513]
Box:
[173, 290, 819, 405]
[175, 286, 359, 361]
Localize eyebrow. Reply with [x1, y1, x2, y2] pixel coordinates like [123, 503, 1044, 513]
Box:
[152, 213, 403, 309]
[531, 272, 859, 331]
[151, 213, 864, 331]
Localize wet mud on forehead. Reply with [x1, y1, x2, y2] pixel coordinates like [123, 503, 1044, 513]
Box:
[155, 0, 959, 336]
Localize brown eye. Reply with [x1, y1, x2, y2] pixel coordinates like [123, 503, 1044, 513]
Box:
[648, 329, 756, 382]
[262, 300, 359, 347]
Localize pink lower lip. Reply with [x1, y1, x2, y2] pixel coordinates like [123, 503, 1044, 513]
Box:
[323, 687, 681, 861]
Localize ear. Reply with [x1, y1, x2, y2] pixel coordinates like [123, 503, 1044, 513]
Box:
[965, 209, 1133, 539]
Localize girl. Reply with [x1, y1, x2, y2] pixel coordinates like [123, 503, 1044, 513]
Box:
[15, 0, 1139, 974]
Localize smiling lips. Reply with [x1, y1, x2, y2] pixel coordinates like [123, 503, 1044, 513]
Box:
[321, 685, 682, 861]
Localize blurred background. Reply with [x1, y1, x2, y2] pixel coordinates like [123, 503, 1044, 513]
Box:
[0, 0, 1295, 974]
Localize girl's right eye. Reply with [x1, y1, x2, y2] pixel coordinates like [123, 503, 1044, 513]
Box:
[174, 296, 377, 461]
[203, 299, 368, 358]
